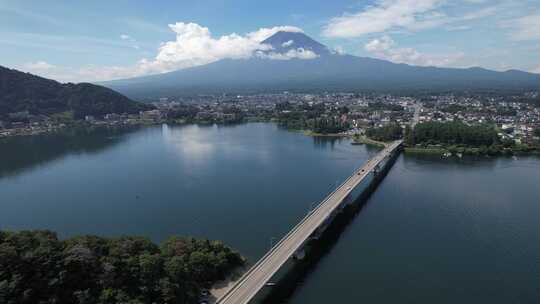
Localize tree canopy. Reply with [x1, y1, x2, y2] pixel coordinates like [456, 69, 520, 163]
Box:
[0, 230, 244, 304]
[365, 123, 403, 142]
[406, 121, 499, 147]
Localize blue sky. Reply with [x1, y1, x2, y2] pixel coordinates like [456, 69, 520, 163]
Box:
[1, 0, 539, 82]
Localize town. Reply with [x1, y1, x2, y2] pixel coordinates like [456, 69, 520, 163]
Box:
[1, 92, 540, 146]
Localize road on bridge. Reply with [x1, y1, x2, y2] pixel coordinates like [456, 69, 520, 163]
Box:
[216, 140, 403, 304]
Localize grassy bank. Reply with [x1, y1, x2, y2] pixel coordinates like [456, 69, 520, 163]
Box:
[404, 147, 447, 155]
[302, 130, 348, 137]
[351, 135, 387, 148]
[404, 145, 540, 156]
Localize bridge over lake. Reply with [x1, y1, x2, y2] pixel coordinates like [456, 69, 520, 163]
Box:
[216, 140, 403, 304]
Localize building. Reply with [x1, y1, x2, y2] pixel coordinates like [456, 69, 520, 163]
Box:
[140, 110, 162, 120]
[104, 113, 121, 121]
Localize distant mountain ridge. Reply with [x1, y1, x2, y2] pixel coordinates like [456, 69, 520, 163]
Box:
[0, 66, 150, 119]
[103, 31, 540, 99]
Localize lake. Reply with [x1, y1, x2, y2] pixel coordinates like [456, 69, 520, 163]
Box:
[1, 123, 539, 303]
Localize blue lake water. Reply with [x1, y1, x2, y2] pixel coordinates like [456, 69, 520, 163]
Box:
[1, 123, 539, 303]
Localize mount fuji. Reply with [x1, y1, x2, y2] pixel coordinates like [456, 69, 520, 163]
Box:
[104, 31, 540, 99]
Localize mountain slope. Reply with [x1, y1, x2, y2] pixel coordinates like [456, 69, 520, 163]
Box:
[103, 31, 540, 99]
[0, 66, 150, 119]
[260, 31, 332, 56]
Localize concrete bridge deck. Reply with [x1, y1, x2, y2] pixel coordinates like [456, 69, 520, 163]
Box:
[216, 140, 403, 304]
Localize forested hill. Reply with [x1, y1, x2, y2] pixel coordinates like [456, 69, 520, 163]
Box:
[0, 66, 151, 119]
[0, 230, 245, 304]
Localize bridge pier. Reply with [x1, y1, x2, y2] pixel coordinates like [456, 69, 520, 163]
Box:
[373, 164, 380, 175]
[293, 248, 306, 260]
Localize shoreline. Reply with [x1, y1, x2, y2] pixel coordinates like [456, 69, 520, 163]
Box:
[301, 130, 350, 137]
[351, 135, 388, 148]
[404, 146, 540, 157]
[4, 121, 539, 158]
[404, 147, 447, 155]
[209, 265, 248, 303]
[0, 120, 160, 139]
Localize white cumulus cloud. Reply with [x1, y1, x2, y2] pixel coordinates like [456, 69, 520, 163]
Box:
[140, 23, 307, 74]
[282, 40, 294, 47]
[323, 0, 443, 38]
[332, 46, 346, 55]
[322, 0, 502, 38]
[246, 26, 303, 42]
[364, 35, 465, 67]
[505, 14, 540, 41]
[364, 36, 396, 53]
[17, 23, 309, 82]
[257, 48, 319, 60]
[155, 22, 268, 69]
[23, 61, 56, 70]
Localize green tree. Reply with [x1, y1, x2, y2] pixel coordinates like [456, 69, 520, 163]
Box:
[411, 121, 498, 146]
[0, 231, 244, 304]
[366, 123, 403, 141]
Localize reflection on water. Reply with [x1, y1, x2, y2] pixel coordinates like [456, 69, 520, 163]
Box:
[162, 124, 216, 160]
[401, 153, 540, 174]
[312, 136, 343, 150]
[0, 126, 135, 179]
